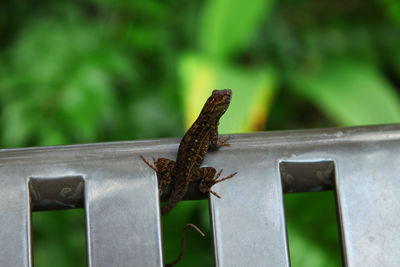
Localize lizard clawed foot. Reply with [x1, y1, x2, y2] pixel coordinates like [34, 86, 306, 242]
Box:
[212, 169, 237, 185]
[200, 169, 237, 199]
[140, 155, 157, 171]
[141, 155, 175, 196]
[141, 155, 161, 193]
[207, 188, 222, 198]
[217, 136, 231, 147]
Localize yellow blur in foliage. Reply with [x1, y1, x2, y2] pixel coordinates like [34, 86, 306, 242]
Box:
[180, 55, 276, 133]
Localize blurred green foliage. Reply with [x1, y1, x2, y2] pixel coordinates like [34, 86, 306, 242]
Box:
[1, 0, 399, 266]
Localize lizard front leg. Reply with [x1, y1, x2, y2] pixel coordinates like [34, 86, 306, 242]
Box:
[141, 155, 175, 196]
[193, 167, 237, 198]
[208, 125, 230, 151]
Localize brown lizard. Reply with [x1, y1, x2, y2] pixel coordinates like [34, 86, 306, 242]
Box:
[141, 89, 237, 265]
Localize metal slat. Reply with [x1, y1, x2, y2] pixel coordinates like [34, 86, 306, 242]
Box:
[208, 146, 290, 267]
[335, 141, 400, 266]
[0, 169, 31, 266]
[85, 158, 163, 267]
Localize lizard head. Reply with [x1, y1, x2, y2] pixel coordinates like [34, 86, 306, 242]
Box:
[202, 89, 232, 120]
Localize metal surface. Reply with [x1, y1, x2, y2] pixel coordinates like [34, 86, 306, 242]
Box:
[0, 124, 400, 266]
[0, 140, 175, 267]
[208, 124, 400, 267]
[334, 140, 400, 266]
[208, 138, 290, 267]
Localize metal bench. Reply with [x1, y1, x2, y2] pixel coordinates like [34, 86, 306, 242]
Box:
[1, 124, 399, 266]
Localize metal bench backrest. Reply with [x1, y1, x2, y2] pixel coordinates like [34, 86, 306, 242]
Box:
[1, 124, 399, 266]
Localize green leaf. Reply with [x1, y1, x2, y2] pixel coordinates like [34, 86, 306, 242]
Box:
[199, 0, 275, 60]
[0, 16, 133, 147]
[378, 0, 400, 26]
[290, 60, 400, 126]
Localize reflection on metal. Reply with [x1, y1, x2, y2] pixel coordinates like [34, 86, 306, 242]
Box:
[29, 176, 84, 211]
[0, 124, 399, 266]
[280, 161, 335, 193]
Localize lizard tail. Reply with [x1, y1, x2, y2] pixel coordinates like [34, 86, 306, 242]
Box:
[161, 182, 189, 215]
[165, 223, 205, 267]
